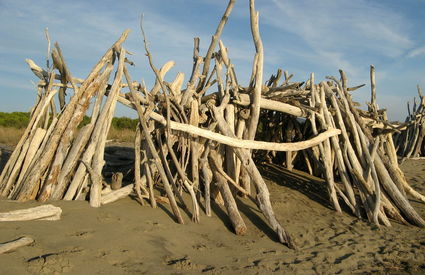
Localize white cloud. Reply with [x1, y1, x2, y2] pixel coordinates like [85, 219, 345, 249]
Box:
[0, 0, 218, 87]
[407, 45, 425, 58]
[260, 0, 413, 77]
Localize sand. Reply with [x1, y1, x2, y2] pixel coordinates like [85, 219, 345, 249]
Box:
[0, 145, 424, 274]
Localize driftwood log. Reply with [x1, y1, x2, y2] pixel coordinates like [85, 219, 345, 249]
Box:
[0, 205, 62, 221]
[0, 236, 34, 254]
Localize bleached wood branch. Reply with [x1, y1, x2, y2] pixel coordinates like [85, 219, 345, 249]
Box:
[0, 205, 62, 221]
[0, 236, 34, 254]
[101, 184, 134, 205]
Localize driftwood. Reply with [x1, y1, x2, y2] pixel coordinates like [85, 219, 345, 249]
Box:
[101, 184, 134, 205]
[0, 236, 34, 254]
[209, 149, 247, 235]
[394, 85, 425, 162]
[0, 205, 62, 221]
[111, 172, 124, 190]
[1, 0, 424, 248]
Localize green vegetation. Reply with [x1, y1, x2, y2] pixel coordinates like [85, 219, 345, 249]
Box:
[0, 112, 30, 129]
[0, 112, 138, 145]
[0, 112, 138, 130]
[111, 117, 138, 130]
[78, 116, 138, 130]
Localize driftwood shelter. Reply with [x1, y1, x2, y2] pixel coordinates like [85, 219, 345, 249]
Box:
[393, 85, 425, 160]
[1, 0, 425, 249]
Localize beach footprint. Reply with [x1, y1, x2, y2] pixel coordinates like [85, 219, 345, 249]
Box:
[69, 230, 94, 239]
[165, 255, 209, 272]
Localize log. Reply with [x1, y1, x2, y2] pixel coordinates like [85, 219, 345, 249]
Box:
[209, 150, 247, 235]
[0, 87, 58, 196]
[234, 117, 246, 190]
[374, 154, 425, 227]
[17, 59, 114, 201]
[285, 121, 294, 171]
[234, 94, 305, 117]
[62, 64, 115, 201]
[156, 131, 191, 214]
[338, 77, 425, 226]
[141, 138, 157, 208]
[145, 161, 157, 208]
[0, 236, 34, 254]
[321, 82, 357, 211]
[326, 83, 400, 223]
[12, 117, 58, 199]
[80, 160, 103, 208]
[225, 104, 237, 183]
[134, 125, 145, 205]
[37, 45, 110, 201]
[213, 105, 295, 248]
[200, 146, 213, 216]
[17, 128, 47, 182]
[125, 66, 184, 224]
[114, 90, 340, 150]
[246, 0, 264, 141]
[0, 205, 62, 221]
[1, 139, 30, 198]
[111, 172, 123, 190]
[357, 127, 381, 225]
[311, 84, 340, 212]
[51, 66, 108, 200]
[168, 121, 341, 151]
[189, 99, 200, 192]
[101, 184, 134, 205]
[50, 123, 94, 199]
[90, 48, 125, 207]
[333, 78, 363, 159]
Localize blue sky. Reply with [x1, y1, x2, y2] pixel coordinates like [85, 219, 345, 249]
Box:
[0, 0, 424, 121]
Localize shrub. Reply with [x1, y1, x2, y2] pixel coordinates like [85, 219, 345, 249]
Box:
[0, 112, 30, 129]
[0, 112, 137, 144]
[112, 117, 138, 130]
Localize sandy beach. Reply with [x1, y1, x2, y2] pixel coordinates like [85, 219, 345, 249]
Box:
[0, 145, 424, 274]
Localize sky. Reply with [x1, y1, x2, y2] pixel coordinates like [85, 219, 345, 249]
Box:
[0, 0, 424, 121]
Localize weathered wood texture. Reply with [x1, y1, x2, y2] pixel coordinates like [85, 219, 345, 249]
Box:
[0, 236, 34, 254]
[0, 0, 424, 248]
[0, 205, 62, 221]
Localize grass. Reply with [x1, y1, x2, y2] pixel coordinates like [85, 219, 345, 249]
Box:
[0, 125, 136, 147]
[0, 126, 25, 146]
[107, 127, 135, 143]
[0, 112, 30, 129]
[0, 112, 137, 146]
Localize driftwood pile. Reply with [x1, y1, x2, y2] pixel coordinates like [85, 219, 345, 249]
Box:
[1, 0, 424, 248]
[255, 65, 425, 225]
[393, 86, 425, 159]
